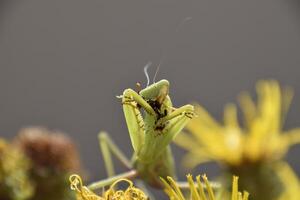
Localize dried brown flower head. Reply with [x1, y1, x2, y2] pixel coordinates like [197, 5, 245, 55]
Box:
[14, 126, 81, 173]
[13, 127, 82, 200]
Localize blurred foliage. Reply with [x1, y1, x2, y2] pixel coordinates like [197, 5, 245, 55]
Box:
[14, 127, 81, 200]
[175, 80, 300, 200]
[0, 127, 82, 200]
[0, 138, 34, 200]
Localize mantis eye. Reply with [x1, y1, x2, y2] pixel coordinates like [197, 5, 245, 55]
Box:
[156, 84, 169, 104]
[139, 79, 169, 102]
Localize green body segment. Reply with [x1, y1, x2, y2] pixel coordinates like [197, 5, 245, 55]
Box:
[139, 94, 173, 161]
[133, 146, 176, 188]
[132, 94, 175, 187]
[122, 80, 194, 187]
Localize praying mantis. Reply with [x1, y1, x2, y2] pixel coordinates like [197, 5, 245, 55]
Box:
[88, 79, 195, 190]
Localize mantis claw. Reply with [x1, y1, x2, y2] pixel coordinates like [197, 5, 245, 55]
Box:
[184, 111, 194, 119]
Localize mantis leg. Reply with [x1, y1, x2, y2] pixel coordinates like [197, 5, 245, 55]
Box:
[122, 89, 156, 152]
[159, 104, 194, 124]
[152, 105, 194, 155]
[87, 132, 136, 190]
[98, 132, 132, 177]
[122, 89, 156, 115]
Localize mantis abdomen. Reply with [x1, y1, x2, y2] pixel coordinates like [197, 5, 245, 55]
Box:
[133, 146, 176, 188]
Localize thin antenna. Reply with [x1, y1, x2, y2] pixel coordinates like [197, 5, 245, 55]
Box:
[152, 56, 164, 84]
[152, 16, 192, 83]
[143, 61, 152, 87]
[175, 17, 192, 33]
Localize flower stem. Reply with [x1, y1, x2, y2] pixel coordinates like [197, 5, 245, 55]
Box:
[87, 170, 138, 190]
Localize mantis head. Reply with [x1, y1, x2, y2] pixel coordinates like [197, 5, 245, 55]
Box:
[139, 79, 169, 104]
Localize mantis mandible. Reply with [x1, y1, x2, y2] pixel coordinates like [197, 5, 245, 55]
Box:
[88, 79, 194, 190]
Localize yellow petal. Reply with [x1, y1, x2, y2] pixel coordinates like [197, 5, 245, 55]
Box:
[238, 91, 257, 128]
[224, 104, 239, 129]
[187, 174, 201, 200]
[284, 128, 300, 147]
[274, 162, 300, 200]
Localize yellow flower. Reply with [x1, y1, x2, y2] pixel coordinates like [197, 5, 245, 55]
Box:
[161, 174, 249, 200]
[69, 174, 148, 200]
[175, 80, 300, 167]
[275, 162, 300, 200]
[174, 80, 300, 200]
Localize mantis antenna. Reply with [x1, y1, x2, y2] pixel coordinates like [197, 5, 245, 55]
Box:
[152, 16, 192, 84]
[143, 61, 152, 87]
[152, 56, 163, 84]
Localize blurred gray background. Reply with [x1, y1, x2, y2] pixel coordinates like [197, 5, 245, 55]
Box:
[0, 0, 300, 183]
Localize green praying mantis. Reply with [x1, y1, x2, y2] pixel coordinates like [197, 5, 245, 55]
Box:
[88, 78, 195, 190]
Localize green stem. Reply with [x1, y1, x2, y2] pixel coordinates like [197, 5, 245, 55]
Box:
[87, 170, 137, 190]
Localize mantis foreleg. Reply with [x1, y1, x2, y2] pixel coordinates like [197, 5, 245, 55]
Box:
[98, 132, 132, 177]
[146, 105, 194, 158]
[122, 89, 156, 115]
[159, 105, 194, 124]
[122, 89, 156, 152]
